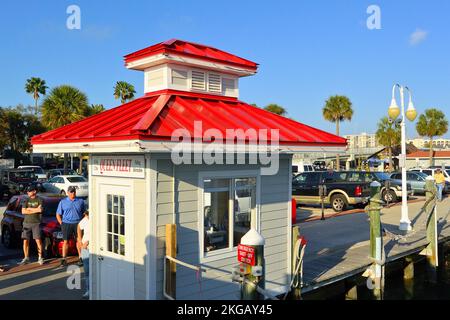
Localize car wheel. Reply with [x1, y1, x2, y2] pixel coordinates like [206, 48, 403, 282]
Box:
[383, 190, 398, 203]
[2, 226, 15, 249]
[60, 190, 66, 196]
[331, 194, 347, 212]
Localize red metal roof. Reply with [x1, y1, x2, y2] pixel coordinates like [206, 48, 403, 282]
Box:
[32, 90, 347, 147]
[124, 39, 258, 71]
[407, 150, 450, 158]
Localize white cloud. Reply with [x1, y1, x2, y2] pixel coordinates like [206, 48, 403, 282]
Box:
[409, 29, 428, 46]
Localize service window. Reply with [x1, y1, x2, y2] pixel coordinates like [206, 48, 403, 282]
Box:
[202, 176, 257, 256]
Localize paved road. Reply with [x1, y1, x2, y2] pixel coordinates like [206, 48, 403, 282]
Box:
[0, 205, 86, 300]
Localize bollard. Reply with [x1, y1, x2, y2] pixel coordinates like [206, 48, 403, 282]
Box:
[422, 177, 439, 283]
[367, 181, 384, 300]
[240, 229, 265, 300]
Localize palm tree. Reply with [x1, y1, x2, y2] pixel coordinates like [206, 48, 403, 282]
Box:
[322, 95, 353, 171]
[86, 104, 105, 116]
[41, 85, 89, 173]
[25, 77, 48, 115]
[376, 117, 401, 172]
[114, 81, 136, 104]
[264, 104, 287, 116]
[416, 108, 448, 166]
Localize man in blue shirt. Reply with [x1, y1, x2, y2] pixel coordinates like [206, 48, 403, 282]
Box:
[56, 186, 86, 268]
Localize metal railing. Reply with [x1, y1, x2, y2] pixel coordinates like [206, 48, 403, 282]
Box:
[163, 255, 279, 300]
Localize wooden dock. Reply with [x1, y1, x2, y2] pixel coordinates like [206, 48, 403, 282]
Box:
[298, 196, 450, 294]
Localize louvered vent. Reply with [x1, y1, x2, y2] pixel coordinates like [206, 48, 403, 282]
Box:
[208, 73, 221, 93]
[172, 69, 188, 86]
[191, 71, 206, 90]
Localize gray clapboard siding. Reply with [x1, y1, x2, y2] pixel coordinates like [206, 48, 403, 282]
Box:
[155, 155, 291, 300]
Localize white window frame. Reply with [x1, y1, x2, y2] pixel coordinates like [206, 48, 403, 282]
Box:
[198, 170, 260, 263]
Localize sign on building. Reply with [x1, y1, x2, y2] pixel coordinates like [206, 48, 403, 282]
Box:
[237, 244, 256, 266]
[92, 155, 145, 178]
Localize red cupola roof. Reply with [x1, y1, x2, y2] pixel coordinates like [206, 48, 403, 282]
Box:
[124, 39, 258, 72]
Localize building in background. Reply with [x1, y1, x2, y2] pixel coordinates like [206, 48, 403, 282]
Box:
[407, 138, 450, 150]
[344, 133, 379, 150]
[406, 150, 450, 168]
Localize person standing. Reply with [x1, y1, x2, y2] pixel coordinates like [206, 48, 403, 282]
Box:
[434, 169, 446, 202]
[56, 186, 86, 268]
[19, 186, 44, 265]
[77, 210, 90, 298]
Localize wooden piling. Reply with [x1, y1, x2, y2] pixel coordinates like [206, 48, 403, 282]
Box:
[403, 256, 414, 300]
[423, 179, 438, 283]
[344, 281, 358, 300]
[165, 224, 177, 299]
[368, 182, 383, 300]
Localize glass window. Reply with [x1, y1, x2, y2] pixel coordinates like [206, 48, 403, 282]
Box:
[66, 176, 87, 183]
[423, 170, 432, 176]
[234, 178, 256, 247]
[203, 177, 256, 254]
[106, 194, 125, 256]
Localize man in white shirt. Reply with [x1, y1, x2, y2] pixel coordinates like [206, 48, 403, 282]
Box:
[77, 210, 90, 299]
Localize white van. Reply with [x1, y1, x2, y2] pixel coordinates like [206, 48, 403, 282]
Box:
[292, 160, 315, 175]
[17, 165, 47, 181]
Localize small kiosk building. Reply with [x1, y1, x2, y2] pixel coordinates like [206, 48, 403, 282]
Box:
[32, 39, 347, 300]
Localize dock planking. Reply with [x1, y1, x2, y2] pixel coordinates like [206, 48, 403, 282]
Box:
[299, 196, 450, 293]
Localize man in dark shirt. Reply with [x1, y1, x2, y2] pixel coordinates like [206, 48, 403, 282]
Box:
[19, 186, 44, 265]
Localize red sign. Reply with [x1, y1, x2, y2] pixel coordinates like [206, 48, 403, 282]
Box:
[237, 244, 256, 266]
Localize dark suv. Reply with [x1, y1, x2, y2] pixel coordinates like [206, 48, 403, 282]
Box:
[1, 193, 78, 258]
[292, 171, 371, 212]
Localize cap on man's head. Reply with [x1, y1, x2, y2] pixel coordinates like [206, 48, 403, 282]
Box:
[26, 186, 37, 192]
[67, 186, 77, 193]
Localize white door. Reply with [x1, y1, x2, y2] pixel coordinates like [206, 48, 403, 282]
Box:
[98, 184, 134, 300]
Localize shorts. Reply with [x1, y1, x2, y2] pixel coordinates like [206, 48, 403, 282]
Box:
[22, 223, 41, 240]
[61, 223, 78, 241]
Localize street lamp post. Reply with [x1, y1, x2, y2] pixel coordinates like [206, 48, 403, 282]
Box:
[388, 84, 418, 232]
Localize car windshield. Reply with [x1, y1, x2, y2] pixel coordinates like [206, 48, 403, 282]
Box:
[417, 172, 429, 179]
[10, 171, 35, 180]
[446, 170, 450, 177]
[66, 176, 87, 183]
[29, 167, 44, 174]
[373, 172, 390, 180]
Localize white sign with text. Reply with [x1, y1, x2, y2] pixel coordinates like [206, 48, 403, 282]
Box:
[92, 155, 145, 178]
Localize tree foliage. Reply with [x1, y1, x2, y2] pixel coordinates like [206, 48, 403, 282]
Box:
[41, 85, 90, 130]
[416, 108, 448, 166]
[25, 77, 48, 115]
[263, 104, 287, 116]
[114, 81, 136, 104]
[376, 117, 400, 172]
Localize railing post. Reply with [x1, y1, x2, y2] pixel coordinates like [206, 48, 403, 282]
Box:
[422, 177, 439, 283]
[240, 229, 265, 300]
[367, 181, 384, 300]
[291, 226, 302, 299]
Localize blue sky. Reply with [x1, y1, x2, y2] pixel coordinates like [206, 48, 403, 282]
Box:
[1, 0, 449, 138]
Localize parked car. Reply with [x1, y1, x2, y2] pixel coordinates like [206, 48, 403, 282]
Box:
[292, 171, 371, 212]
[389, 171, 429, 195]
[42, 175, 89, 197]
[17, 166, 47, 182]
[411, 167, 450, 183]
[342, 171, 413, 203]
[0, 193, 78, 257]
[46, 169, 78, 180]
[0, 169, 44, 199]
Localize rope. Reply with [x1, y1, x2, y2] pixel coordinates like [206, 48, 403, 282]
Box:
[365, 187, 437, 242]
[283, 237, 306, 300]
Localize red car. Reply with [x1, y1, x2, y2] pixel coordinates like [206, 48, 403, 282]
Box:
[1, 193, 78, 258]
